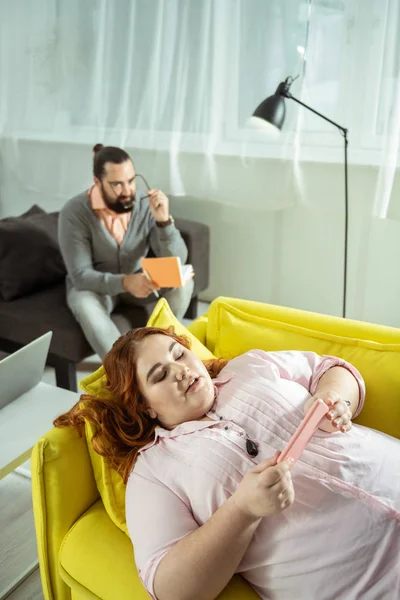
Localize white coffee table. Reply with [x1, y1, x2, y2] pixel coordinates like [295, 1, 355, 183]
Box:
[0, 381, 80, 598]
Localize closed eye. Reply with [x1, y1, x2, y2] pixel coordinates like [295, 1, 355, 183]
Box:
[153, 350, 184, 383]
[155, 370, 167, 383]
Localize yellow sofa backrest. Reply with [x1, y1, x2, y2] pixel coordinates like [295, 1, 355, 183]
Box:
[206, 297, 400, 439]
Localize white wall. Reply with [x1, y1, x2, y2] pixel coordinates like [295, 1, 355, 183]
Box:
[1, 140, 400, 328]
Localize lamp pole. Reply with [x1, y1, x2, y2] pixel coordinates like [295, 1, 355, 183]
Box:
[252, 78, 349, 318]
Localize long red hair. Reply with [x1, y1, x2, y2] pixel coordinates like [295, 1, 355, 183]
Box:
[54, 326, 228, 483]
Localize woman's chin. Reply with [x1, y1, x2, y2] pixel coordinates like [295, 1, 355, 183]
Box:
[197, 395, 215, 419]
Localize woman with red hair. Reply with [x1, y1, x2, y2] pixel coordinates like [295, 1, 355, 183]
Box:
[56, 327, 400, 600]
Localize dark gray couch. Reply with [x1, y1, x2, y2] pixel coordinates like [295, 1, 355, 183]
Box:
[0, 207, 209, 391]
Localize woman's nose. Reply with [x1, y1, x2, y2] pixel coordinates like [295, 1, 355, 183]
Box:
[174, 365, 189, 381]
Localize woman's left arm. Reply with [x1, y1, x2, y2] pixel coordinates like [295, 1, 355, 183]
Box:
[304, 366, 361, 433]
[249, 350, 365, 433]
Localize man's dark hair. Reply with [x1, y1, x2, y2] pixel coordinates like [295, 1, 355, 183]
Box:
[92, 144, 132, 179]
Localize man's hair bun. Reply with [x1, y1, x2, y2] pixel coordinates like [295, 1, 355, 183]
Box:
[93, 143, 104, 154]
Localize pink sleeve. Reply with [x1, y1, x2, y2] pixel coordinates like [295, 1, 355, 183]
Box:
[252, 350, 365, 417]
[125, 466, 199, 599]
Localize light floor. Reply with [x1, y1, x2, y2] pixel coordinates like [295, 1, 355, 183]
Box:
[0, 302, 209, 599]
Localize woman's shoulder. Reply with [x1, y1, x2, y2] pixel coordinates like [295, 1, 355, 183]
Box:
[126, 451, 160, 493]
[221, 349, 271, 373]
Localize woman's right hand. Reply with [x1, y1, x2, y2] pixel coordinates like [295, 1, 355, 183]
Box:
[232, 455, 295, 519]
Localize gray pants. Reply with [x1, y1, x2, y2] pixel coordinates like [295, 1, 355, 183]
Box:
[67, 279, 194, 359]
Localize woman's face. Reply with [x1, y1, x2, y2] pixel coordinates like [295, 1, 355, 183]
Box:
[135, 334, 215, 429]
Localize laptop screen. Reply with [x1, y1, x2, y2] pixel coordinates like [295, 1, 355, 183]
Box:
[0, 332, 52, 409]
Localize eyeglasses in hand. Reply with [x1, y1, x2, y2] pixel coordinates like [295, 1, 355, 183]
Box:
[133, 174, 151, 200]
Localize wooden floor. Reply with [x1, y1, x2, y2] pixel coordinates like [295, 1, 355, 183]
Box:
[0, 472, 42, 600]
[7, 569, 43, 600]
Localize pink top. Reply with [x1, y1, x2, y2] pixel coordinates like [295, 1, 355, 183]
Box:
[126, 351, 400, 600]
[88, 185, 131, 245]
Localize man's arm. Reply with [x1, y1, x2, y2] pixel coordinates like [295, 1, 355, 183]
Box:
[148, 219, 188, 264]
[58, 205, 125, 296]
[144, 190, 188, 264]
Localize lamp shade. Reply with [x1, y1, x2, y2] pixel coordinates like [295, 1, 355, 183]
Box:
[252, 92, 286, 130]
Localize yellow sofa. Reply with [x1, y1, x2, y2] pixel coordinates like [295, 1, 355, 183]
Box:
[32, 296, 400, 600]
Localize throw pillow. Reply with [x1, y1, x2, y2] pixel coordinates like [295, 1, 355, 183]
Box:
[79, 298, 216, 534]
[0, 206, 66, 301]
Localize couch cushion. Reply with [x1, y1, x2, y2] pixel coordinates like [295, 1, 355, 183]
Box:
[60, 500, 260, 600]
[146, 297, 215, 359]
[206, 297, 400, 355]
[0, 206, 66, 301]
[208, 298, 400, 439]
[78, 298, 216, 535]
[60, 500, 149, 600]
[0, 283, 149, 363]
[0, 283, 93, 361]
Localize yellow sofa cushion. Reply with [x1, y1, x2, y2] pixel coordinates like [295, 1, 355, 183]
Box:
[79, 298, 215, 534]
[208, 298, 400, 439]
[60, 500, 150, 600]
[60, 500, 259, 600]
[146, 298, 214, 360]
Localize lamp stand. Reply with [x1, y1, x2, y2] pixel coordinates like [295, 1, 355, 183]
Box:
[283, 89, 349, 318]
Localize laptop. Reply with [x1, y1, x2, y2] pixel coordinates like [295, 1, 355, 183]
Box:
[0, 331, 52, 410]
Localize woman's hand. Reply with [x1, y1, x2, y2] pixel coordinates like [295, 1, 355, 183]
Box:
[232, 455, 294, 520]
[304, 391, 353, 433]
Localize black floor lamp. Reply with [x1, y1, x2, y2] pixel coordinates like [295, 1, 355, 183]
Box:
[252, 76, 348, 318]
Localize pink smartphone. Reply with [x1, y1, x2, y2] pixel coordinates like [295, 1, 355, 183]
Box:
[277, 399, 329, 465]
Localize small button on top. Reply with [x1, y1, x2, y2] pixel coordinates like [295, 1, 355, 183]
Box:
[359, 492, 365, 499]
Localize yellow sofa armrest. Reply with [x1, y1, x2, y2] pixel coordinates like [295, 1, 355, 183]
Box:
[32, 426, 100, 600]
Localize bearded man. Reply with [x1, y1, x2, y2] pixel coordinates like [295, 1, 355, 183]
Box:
[58, 144, 193, 358]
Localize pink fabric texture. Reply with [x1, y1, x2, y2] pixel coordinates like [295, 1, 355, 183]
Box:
[125, 350, 400, 600]
[88, 185, 131, 245]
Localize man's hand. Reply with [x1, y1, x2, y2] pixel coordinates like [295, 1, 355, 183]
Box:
[122, 273, 160, 298]
[147, 189, 170, 223]
[304, 391, 353, 433]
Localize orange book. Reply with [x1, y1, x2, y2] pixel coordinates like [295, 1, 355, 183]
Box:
[140, 257, 194, 288]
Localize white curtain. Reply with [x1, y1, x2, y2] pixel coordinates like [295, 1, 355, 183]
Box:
[0, 0, 399, 214]
[371, 0, 400, 220]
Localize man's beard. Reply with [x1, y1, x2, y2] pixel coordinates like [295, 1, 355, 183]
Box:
[100, 183, 135, 214]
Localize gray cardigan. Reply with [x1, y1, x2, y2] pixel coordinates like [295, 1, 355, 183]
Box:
[58, 191, 188, 296]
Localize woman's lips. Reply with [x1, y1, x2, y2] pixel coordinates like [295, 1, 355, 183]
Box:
[186, 377, 202, 393]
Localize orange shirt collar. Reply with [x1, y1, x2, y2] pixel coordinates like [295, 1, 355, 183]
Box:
[88, 185, 107, 210]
